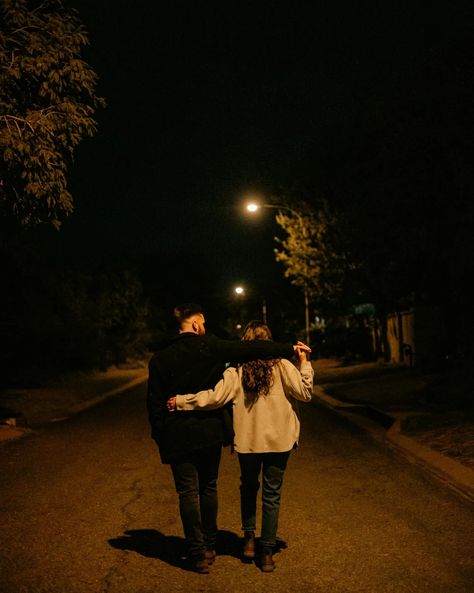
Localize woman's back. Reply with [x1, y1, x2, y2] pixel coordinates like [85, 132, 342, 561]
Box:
[232, 357, 313, 454]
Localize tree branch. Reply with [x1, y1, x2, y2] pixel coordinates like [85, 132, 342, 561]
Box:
[1, 115, 35, 132]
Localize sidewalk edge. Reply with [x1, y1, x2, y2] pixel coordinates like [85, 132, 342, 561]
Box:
[312, 387, 474, 503]
[313, 386, 394, 427]
[386, 419, 474, 503]
[60, 374, 148, 418]
[0, 374, 148, 443]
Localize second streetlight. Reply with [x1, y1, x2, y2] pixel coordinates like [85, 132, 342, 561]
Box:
[233, 284, 268, 325]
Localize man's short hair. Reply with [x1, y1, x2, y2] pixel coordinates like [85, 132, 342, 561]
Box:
[173, 303, 204, 327]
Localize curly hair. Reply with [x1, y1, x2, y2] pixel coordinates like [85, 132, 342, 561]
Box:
[239, 321, 280, 402]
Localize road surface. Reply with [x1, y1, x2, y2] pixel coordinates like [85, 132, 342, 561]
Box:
[1, 383, 473, 593]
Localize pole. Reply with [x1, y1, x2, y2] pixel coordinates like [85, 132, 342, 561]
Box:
[304, 288, 310, 346]
[262, 299, 267, 324]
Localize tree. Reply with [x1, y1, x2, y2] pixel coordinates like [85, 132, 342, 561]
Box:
[273, 198, 346, 307]
[272, 198, 348, 345]
[0, 0, 104, 228]
[58, 266, 150, 370]
[0, 238, 151, 386]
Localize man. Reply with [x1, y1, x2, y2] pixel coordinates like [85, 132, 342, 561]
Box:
[147, 303, 308, 573]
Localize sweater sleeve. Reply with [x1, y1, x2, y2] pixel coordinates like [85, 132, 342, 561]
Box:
[279, 359, 314, 401]
[176, 367, 239, 411]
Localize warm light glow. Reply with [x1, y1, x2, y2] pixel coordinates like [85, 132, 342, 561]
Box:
[234, 286, 245, 295]
[246, 203, 259, 212]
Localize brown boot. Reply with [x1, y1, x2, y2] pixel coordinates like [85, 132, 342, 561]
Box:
[260, 548, 275, 572]
[204, 549, 216, 565]
[242, 530, 256, 560]
[191, 554, 210, 574]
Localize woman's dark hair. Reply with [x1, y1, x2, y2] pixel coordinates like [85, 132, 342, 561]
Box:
[240, 320, 279, 401]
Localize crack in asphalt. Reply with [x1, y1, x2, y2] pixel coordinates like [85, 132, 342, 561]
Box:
[101, 478, 145, 593]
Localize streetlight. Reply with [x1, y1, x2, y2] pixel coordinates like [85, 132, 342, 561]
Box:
[233, 284, 267, 324]
[245, 200, 311, 346]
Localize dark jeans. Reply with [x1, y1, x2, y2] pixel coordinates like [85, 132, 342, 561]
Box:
[170, 444, 221, 559]
[238, 451, 291, 550]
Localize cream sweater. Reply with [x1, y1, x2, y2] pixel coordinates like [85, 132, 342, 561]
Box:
[176, 359, 314, 453]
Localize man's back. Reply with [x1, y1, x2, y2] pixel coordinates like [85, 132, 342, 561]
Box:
[147, 332, 232, 463]
[149, 333, 230, 396]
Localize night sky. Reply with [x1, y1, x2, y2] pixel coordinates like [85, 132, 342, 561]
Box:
[55, 1, 468, 321]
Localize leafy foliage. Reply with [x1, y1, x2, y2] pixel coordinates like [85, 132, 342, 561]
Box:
[0, 0, 104, 227]
[273, 199, 347, 306]
[58, 267, 150, 370]
[0, 239, 150, 386]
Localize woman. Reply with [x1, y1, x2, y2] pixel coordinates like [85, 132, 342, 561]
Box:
[168, 321, 313, 572]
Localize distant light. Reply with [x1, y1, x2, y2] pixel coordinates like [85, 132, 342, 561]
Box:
[235, 286, 245, 295]
[246, 203, 259, 212]
[236, 324, 242, 329]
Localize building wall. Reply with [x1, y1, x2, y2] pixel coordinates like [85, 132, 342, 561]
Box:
[386, 309, 415, 366]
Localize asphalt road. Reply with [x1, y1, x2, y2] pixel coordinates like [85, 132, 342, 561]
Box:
[0, 384, 473, 593]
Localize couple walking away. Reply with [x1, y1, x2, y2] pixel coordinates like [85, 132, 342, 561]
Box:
[147, 304, 313, 573]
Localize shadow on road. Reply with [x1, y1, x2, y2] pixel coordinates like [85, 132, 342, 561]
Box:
[108, 529, 245, 571]
[108, 529, 185, 568]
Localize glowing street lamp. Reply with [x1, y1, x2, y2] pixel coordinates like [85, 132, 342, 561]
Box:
[233, 284, 267, 323]
[246, 203, 259, 213]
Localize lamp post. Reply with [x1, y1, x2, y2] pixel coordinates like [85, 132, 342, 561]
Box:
[245, 200, 311, 345]
[246, 201, 305, 224]
[262, 298, 267, 324]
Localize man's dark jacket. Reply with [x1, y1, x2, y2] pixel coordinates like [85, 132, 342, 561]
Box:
[147, 332, 294, 463]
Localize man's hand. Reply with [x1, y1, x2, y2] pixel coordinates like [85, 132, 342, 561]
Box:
[167, 397, 177, 412]
[295, 345, 309, 362]
[293, 341, 311, 362]
[293, 341, 311, 353]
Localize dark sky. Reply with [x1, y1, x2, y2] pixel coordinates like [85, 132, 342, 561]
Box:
[57, 1, 467, 315]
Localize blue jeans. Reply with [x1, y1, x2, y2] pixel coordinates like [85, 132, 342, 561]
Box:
[238, 451, 291, 550]
[170, 445, 221, 559]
